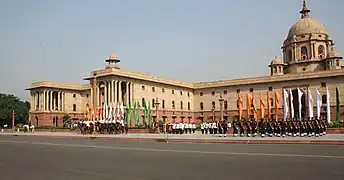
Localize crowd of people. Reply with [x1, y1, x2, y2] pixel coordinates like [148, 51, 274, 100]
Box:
[232, 118, 328, 137]
[74, 120, 128, 135]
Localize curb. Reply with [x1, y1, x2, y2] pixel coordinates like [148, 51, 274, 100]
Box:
[1, 134, 343, 145]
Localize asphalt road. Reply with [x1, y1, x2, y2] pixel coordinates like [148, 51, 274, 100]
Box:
[0, 136, 343, 180]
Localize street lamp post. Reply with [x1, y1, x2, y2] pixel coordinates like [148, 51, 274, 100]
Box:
[154, 98, 160, 133]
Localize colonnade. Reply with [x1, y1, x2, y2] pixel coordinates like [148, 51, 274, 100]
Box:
[92, 80, 134, 106]
[30, 91, 65, 112]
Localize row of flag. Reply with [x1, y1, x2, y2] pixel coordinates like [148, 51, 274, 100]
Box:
[85, 101, 155, 127]
[237, 87, 340, 123]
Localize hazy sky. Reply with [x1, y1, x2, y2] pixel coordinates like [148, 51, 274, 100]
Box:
[1, 0, 343, 101]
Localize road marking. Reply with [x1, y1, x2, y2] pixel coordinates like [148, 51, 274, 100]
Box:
[0, 140, 343, 159]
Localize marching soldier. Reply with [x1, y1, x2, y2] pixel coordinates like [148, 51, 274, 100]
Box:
[258, 119, 266, 137]
[213, 122, 218, 134]
[192, 123, 196, 133]
[201, 122, 205, 134]
[233, 119, 239, 137]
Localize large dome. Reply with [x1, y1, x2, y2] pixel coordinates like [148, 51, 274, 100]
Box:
[286, 1, 329, 40]
[287, 17, 328, 39]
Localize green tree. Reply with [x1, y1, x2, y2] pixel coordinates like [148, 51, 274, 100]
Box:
[0, 93, 29, 127]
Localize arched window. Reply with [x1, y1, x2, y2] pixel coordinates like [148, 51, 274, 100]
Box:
[200, 102, 204, 110]
[180, 101, 183, 110]
[274, 67, 277, 73]
[278, 66, 282, 73]
[224, 101, 228, 110]
[212, 101, 215, 109]
[318, 45, 325, 58]
[73, 104, 76, 111]
[142, 98, 145, 106]
[336, 59, 340, 66]
[172, 101, 175, 109]
[301, 46, 308, 60]
[188, 102, 190, 110]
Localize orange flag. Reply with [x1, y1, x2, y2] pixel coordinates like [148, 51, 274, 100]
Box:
[246, 93, 252, 120]
[237, 93, 243, 120]
[252, 92, 258, 120]
[267, 91, 271, 120]
[274, 90, 280, 121]
[260, 92, 265, 119]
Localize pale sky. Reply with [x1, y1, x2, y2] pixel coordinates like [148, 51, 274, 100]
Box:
[1, 0, 343, 101]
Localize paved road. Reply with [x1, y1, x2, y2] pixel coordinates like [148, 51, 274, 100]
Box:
[0, 136, 343, 180]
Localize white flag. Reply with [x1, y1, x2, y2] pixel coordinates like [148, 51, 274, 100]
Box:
[102, 103, 106, 120]
[297, 88, 303, 120]
[326, 86, 331, 123]
[308, 88, 314, 119]
[117, 102, 120, 119]
[289, 89, 294, 119]
[316, 88, 322, 119]
[108, 103, 112, 120]
[105, 103, 109, 119]
[283, 89, 289, 121]
[120, 102, 125, 120]
[113, 102, 116, 121]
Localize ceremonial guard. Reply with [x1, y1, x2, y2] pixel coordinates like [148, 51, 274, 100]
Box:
[172, 123, 176, 134]
[201, 123, 205, 134]
[213, 122, 218, 134]
[239, 120, 245, 137]
[280, 120, 286, 137]
[205, 122, 209, 134]
[258, 119, 266, 137]
[314, 119, 320, 137]
[233, 120, 239, 137]
[188, 123, 192, 134]
[184, 123, 188, 134]
[217, 121, 222, 135]
[192, 123, 196, 133]
[222, 121, 228, 137]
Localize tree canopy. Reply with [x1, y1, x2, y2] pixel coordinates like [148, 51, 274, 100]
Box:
[0, 93, 29, 126]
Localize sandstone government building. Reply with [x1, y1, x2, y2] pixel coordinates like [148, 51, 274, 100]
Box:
[27, 1, 344, 127]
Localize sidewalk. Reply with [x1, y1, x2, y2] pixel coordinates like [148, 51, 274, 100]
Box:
[1, 131, 344, 145]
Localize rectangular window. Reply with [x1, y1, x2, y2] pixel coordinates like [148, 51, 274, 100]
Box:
[162, 88, 165, 93]
[73, 94, 76, 98]
[162, 100, 165, 109]
[321, 82, 326, 87]
[172, 90, 174, 94]
[268, 87, 273, 91]
[187, 92, 190, 97]
[224, 90, 227, 95]
[236, 89, 240, 93]
[152, 87, 155, 92]
[180, 91, 183, 96]
[172, 101, 175, 109]
[250, 88, 254, 92]
[73, 104, 76, 111]
[142, 85, 145, 90]
[200, 92, 203, 96]
[188, 102, 190, 110]
[212, 91, 215, 95]
[152, 99, 155, 108]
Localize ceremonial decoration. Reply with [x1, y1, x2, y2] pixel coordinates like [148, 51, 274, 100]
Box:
[143, 102, 147, 127]
[259, 92, 265, 119]
[289, 89, 295, 119]
[148, 102, 153, 128]
[316, 88, 322, 119]
[336, 87, 340, 125]
[246, 93, 252, 120]
[267, 91, 272, 120]
[251, 92, 258, 120]
[308, 87, 314, 119]
[283, 89, 289, 121]
[237, 92, 243, 120]
[297, 88, 303, 120]
[274, 90, 280, 121]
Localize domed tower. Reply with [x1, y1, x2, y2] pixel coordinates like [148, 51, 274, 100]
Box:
[269, 56, 285, 76]
[281, 1, 342, 74]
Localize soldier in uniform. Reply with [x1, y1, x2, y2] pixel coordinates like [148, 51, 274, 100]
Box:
[251, 119, 257, 137]
[259, 119, 266, 137]
[232, 119, 238, 137]
[239, 120, 245, 137]
[314, 119, 320, 137]
[280, 120, 286, 137]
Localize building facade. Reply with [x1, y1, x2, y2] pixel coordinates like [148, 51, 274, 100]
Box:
[27, 1, 344, 127]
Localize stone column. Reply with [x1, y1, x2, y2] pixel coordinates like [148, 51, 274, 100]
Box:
[126, 82, 129, 105]
[62, 92, 65, 112]
[90, 87, 93, 106]
[292, 45, 296, 61]
[118, 81, 122, 104]
[107, 81, 111, 105]
[50, 91, 53, 111]
[43, 91, 46, 111]
[96, 85, 100, 106]
[57, 92, 60, 111]
[104, 82, 107, 105]
[111, 80, 115, 104]
[60, 92, 63, 111]
[114, 80, 118, 103]
[131, 83, 134, 104]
